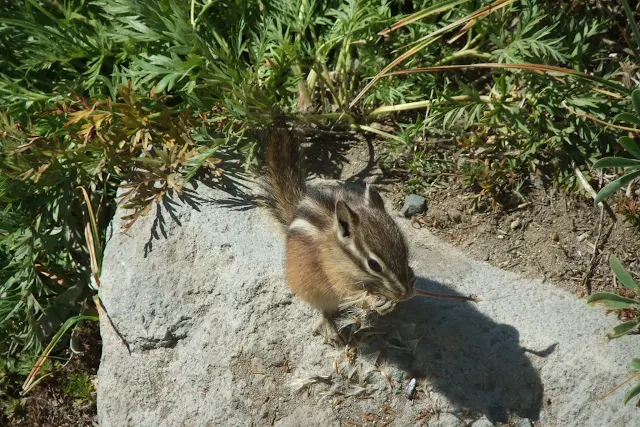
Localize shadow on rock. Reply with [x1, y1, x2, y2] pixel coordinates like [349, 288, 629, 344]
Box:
[358, 277, 548, 424]
[142, 153, 257, 256]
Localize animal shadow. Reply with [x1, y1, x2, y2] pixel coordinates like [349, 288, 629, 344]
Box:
[359, 277, 547, 424]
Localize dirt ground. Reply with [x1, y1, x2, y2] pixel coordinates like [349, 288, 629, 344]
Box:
[3, 323, 101, 427]
[304, 131, 640, 299]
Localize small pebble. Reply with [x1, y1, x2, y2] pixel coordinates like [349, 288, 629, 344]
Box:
[406, 377, 417, 399]
[577, 231, 589, 242]
[471, 417, 493, 427]
[510, 218, 521, 230]
[519, 419, 534, 427]
[471, 418, 494, 427]
[549, 231, 559, 242]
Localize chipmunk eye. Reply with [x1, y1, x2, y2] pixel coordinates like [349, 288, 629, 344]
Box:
[367, 259, 382, 273]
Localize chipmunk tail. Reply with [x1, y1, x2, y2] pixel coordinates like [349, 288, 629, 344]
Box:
[259, 123, 306, 228]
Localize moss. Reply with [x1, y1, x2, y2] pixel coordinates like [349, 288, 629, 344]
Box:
[62, 372, 94, 401]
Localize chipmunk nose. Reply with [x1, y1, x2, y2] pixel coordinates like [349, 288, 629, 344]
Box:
[398, 277, 416, 301]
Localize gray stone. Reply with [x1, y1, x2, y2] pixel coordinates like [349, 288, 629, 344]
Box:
[428, 413, 463, 427]
[97, 181, 640, 427]
[400, 194, 427, 217]
[472, 417, 495, 427]
[519, 418, 534, 427]
[274, 407, 339, 427]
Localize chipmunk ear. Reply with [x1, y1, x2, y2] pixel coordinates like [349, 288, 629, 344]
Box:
[365, 184, 386, 211]
[335, 200, 358, 239]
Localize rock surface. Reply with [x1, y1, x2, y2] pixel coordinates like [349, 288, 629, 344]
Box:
[400, 194, 427, 217]
[97, 180, 640, 427]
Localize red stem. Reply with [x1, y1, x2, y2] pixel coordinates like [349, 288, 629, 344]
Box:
[412, 288, 479, 303]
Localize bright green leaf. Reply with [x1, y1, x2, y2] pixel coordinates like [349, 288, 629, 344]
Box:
[614, 112, 640, 125]
[608, 319, 640, 339]
[610, 255, 640, 292]
[587, 292, 640, 309]
[155, 74, 178, 94]
[624, 381, 640, 405]
[592, 158, 640, 169]
[618, 136, 640, 160]
[594, 170, 640, 205]
[632, 89, 640, 116]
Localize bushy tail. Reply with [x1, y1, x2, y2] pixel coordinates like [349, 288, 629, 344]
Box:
[260, 125, 306, 227]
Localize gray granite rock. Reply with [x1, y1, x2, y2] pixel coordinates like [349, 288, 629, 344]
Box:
[400, 194, 427, 217]
[97, 181, 640, 427]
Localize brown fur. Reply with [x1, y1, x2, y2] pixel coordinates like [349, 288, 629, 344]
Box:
[261, 126, 305, 229]
[261, 126, 414, 343]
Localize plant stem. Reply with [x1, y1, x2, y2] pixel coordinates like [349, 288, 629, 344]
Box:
[598, 370, 640, 401]
[368, 100, 435, 118]
[350, 124, 406, 144]
[313, 65, 345, 111]
[412, 288, 479, 303]
[367, 94, 510, 119]
[436, 49, 492, 65]
[307, 112, 356, 125]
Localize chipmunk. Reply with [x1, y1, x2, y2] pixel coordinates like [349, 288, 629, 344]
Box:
[259, 125, 416, 345]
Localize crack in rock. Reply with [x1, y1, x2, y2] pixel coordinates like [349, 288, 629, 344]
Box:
[135, 329, 188, 351]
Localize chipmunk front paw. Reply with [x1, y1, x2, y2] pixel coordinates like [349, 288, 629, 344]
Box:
[365, 294, 397, 316]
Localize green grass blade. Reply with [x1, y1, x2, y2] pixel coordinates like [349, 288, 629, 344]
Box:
[592, 158, 640, 169]
[378, 0, 472, 36]
[379, 63, 628, 94]
[608, 319, 640, 339]
[624, 380, 640, 405]
[614, 113, 640, 125]
[618, 136, 640, 160]
[22, 314, 99, 394]
[350, 0, 515, 108]
[594, 169, 640, 205]
[587, 292, 640, 309]
[610, 255, 640, 292]
[621, 0, 640, 63]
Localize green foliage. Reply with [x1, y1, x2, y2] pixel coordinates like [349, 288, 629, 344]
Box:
[1, 398, 25, 423]
[588, 255, 640, 405]
[62, 372, 94, 401]
[588, 255, 640, 338]
[1, 356, 37, 422]
[625, 358, 640, 405]
[0, 0, 399, 366]
[372, 0, 629, 207]
[593, 89, 640, 205]
[0, 0, 639, 414]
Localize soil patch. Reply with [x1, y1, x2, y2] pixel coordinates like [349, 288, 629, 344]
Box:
[3, 322, 101, 427]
